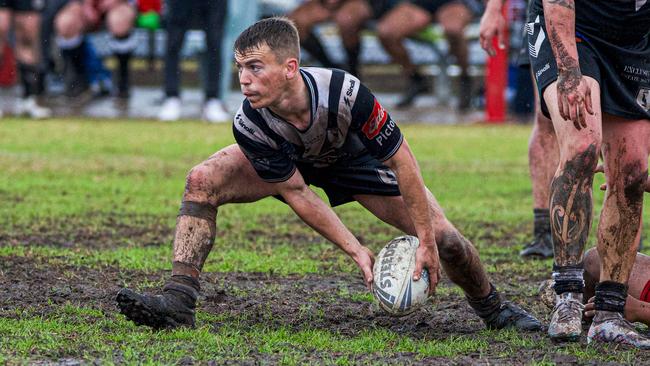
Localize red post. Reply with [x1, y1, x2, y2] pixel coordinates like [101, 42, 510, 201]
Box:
[485, 1, 509, 123]
[0, 44, 17, 87]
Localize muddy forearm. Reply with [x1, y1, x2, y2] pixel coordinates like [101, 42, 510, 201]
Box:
[543, 0, 582, 88]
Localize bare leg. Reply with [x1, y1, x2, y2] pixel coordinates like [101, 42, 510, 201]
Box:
[521, 78, 558, 258]
[436, 2, 472, 110]
[287, 1, 337, 68]
[355, 191, 541, 330]
[334, 0, 372, 76]
[0, 9, 11, 60]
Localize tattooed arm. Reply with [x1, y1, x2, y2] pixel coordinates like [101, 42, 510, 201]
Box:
[542, 0, 594, 130]
[479, 0, 507, 56]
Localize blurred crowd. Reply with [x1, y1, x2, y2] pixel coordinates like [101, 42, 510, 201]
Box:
[0, 0, 532, 122]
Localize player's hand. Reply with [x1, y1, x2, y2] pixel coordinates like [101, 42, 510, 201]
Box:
[594, 163, 650, 192]
[479, 3, 507, 57]
[584, 295, 639, 323]
[556, 71, 594, 130]
[413, 242, 441, 296]
[352, 246, 375, 291]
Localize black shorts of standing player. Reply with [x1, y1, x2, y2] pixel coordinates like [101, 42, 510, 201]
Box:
[527, 14, 650, 121]
[274, 154, 401, 207]
[0, 0, 45, 12]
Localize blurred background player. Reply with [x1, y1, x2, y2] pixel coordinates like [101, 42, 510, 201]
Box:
[287, 0, 398, 78]
[479, 0, 557, 259]
[0, 0, 51, 119]
[53, 0, 136, 99]
[376, 0, 476, 109]
[158, 0, 229, 123]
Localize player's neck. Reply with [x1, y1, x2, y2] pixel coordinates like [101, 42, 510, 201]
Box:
[268, 75, 311, 130]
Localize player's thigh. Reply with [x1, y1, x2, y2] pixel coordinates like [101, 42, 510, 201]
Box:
[542, 77, 603, 155]
[0, 9, 10, 38]
[353, 188, 448, 236]
[106, 2, 135, 37]
[436, 2, 471, 35]
[288, 1, 332, 31]
[184, 144, 280, 205]
[601, 115, 650, 179]
[376, 2, 432, 40]
[13, 11, 39, 41]
[334, 0, 372, 31]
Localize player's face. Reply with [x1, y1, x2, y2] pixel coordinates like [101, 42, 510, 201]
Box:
[235, 44, 291, 109]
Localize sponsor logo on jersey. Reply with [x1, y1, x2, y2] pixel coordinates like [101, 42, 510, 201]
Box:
[376, 168, 398, 185]
[343, 78, 356, 107]
[362, 99, 388, 139]
[637, 88, 650, 111]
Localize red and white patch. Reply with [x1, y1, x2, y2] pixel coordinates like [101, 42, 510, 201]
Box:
[362, 99, 388, 139]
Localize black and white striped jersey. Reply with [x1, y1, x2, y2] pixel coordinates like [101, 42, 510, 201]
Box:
[232, 67, 403, 183]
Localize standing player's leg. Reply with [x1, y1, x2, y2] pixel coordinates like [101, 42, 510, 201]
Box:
[116, 145, 283, 329]
[0, 7, 9, 119]
[587, 116, 650, 347]
[333, 0, 373, 77]
[14, 8, 51, 119]
[105, 1, 136, 99]
[287, 1, 340, 69]
[544, 76, 602, 341]
[521, 82, 558, 259]
[354, 192, 542, 330]
[159, 0, 190, 121]
[200, 0, 228, 123]
[435, 1, 472, 111]
[376, 2, 432, 108]
[54, 1, 88, 97]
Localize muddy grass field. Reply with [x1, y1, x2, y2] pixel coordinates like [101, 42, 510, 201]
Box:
[1, 120, 649, 365]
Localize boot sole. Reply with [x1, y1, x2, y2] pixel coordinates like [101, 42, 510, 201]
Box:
[116, 289, 184, 329]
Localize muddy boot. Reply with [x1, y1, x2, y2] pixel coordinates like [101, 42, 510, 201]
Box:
[548, 292, 583, 341]
[467, 284, 542, 331]
[520, 231, 553, 259]
[587, 311, 650, 349]
[116, 275, 199, 329]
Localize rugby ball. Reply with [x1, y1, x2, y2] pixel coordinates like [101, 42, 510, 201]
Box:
[372, 235, 430, 316]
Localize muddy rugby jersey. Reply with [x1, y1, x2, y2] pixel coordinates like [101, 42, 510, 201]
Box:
[232, 67, 403, 183]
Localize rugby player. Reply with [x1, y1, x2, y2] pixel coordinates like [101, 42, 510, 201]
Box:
[115, 17, 541, 332]
[526, 0, 650, 347]
[480, 0, 558, 259]
[0, 0, 51, 118]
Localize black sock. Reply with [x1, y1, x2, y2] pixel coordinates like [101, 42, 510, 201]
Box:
[594, 281, 627, 314]
[18, 63, 40, 98]
[533, 208, 550, 236]
[60, 42, 86, 77]
[115, 52, 131, 94]
[302, 31, 337, 68]
[552, 263, 584, 294]
[345, 43, 360, 76]
[466, 283, 501, 318]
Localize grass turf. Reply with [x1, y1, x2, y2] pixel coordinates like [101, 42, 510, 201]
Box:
[1, 118, 649, 365]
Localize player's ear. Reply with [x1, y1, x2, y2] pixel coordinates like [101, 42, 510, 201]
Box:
[285, 57, 299, 80]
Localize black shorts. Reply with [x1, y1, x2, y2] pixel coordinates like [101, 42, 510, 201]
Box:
[275, 154, 401, 207]
[527, 13, 650, 120]
[0, 0, 44, 12]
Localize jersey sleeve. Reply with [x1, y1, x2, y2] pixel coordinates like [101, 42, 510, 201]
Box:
[232, 104, 297, 183]
[349, 83, 403, 161]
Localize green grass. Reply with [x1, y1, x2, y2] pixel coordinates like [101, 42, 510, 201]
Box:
[1, 118, 649, 365]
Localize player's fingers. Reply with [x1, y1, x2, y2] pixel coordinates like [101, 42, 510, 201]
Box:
[412, 260, 424, 281]
[600, 183, 607, 191]
[585, 86, 594, 115]
[497, 25, 506, 50]
[584, 309, 595, 318]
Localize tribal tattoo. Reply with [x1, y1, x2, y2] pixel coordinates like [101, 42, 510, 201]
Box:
[550, 144, 598, 266]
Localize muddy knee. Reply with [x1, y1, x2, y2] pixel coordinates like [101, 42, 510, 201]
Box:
[437, 229, 473, 264]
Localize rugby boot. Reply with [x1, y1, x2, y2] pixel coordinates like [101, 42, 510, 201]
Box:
[116, 275, 199, 329]
[520, 231, 553, 259]
[587, 310, 650, 349]
[548, 292, 583, 341]
[467, 284, 542, 331]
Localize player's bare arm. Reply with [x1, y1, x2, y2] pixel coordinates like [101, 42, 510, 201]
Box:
[383, 139, 441, 294]
[479, 0, 507, 57]
[542, 0, 593, 129]
[275, 169, 375, 289]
